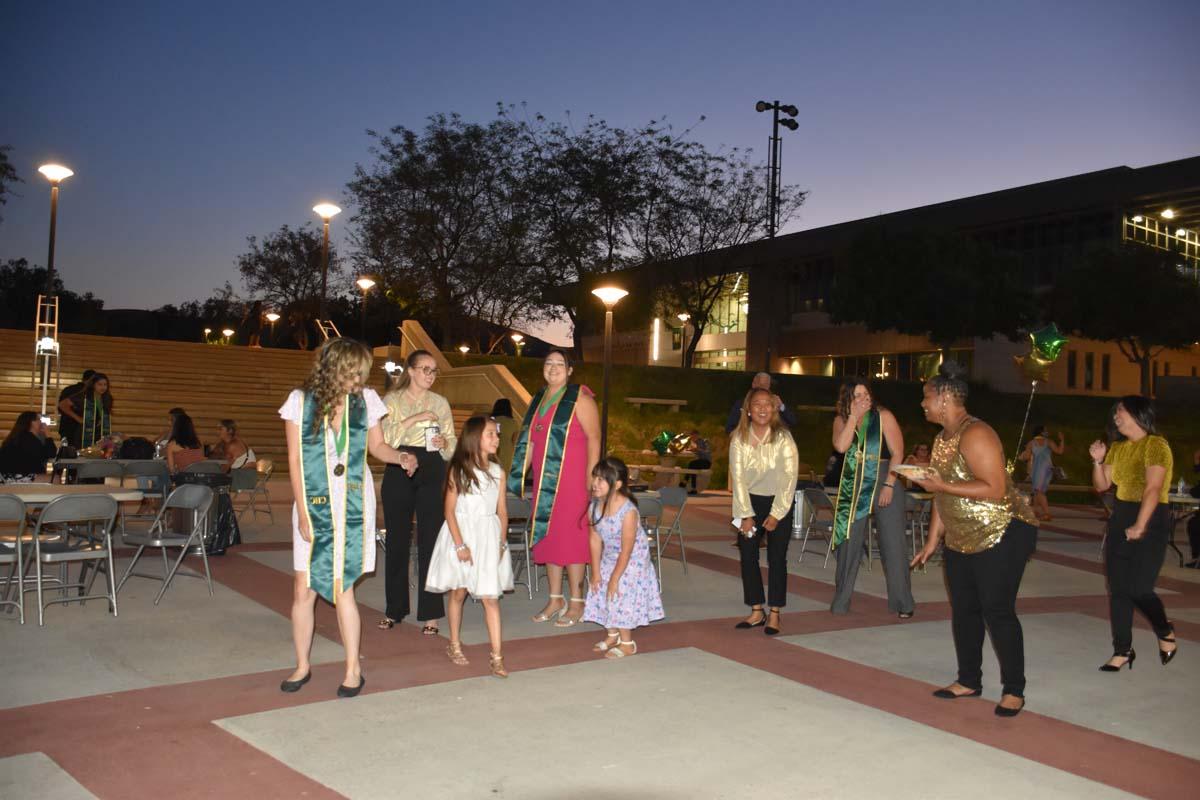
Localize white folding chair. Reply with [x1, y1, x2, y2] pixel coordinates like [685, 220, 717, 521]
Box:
[235, 460, 274, 522]
[25, 494, 120, 626]
[654, 486, 689, 575]
[0, 495, 27, 624]
[798, 488, 836, 567]
[505, 495, 535, 599]
[117, 484, 214, 605]
[638, 497, 666, 591]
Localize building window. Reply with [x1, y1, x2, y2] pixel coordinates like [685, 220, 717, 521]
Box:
[1101, 354, 1111, 391]
[701, 273, 749, 336]
[1084, 353, 1094, 390]
[1067, 351, 1077, 389]
[694, 348, 745, 371]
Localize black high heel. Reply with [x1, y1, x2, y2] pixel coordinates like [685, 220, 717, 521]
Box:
[1098, 649, 1135, 671]
[735, 607, 766, 629]
[1159, 627, 1178, 666]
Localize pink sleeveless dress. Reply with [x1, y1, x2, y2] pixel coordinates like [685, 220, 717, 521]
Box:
[529, 385, 594, 566]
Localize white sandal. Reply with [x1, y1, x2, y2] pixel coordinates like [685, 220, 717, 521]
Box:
[593, 631, 620, 652]
[553, 597, 587, 627]
[605, 640, 637, 659]
[532, 594, 565, 623]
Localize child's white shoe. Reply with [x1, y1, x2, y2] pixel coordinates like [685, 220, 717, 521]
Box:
[605, 640, 637, 659]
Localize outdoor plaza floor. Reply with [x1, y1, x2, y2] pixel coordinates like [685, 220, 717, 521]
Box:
[1, 484, 1197, 799]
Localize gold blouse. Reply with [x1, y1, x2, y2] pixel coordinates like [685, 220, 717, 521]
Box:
[931, 418, 1037, 554]
[730, 427, 799, 522]
[1105, 435, 1172, 504]
[381, 389, 456, 460]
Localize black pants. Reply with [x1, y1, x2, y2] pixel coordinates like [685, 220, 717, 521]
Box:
[684, 458, 711, 491]
[738, 493, 793, 608]
[944, 519, 1037, 697]
[381, 450, 446, 622]
[1105, 500, 1172, 652]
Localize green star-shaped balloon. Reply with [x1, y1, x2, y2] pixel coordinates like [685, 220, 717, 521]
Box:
[1030, 323, 1068, 363]
[650, 430, 675, 456]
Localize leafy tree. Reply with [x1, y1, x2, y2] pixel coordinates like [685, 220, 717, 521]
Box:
[635, 142, 805, 367]
[0, 258, 104, 331]
[0, 145, 19, 225]
[237, 224, 339, 348]
[830, 227, 1034, 358]
[1050, 244, 1200, 395]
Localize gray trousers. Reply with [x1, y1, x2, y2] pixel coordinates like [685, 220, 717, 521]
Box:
[830, 461, 915, 614]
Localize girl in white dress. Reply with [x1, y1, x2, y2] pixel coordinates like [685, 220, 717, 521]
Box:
[426, 416, 514, 677]
[278, 339, 418, 698]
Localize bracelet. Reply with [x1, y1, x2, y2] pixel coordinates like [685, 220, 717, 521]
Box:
[883, 482, 895, 488]
[454, 543, 468, 552]
[1093, 460, 1104, 466]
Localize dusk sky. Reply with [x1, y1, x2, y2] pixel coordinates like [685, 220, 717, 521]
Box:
[4, 0, 1198, 344]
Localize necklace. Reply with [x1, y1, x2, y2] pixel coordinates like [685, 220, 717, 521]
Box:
[332, 396, 349, 477]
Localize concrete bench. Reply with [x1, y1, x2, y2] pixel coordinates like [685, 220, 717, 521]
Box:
[627, 464, 712, 493]
[625, 397, 688, 413]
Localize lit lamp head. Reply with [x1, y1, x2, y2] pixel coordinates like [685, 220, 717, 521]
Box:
[356, 277, 376, 292]
[265, 312, 280, 323]
[313, 203, 342, 221]
[458, 345, 470, 355]
[510, 332, 524, 343]
[36, 336, 58, 355]
[203, 327, 212, 336]
[38, 164, 74, 184]
[591, 286, 629, 309]
[676, 312, 690, 323]
[221, 328, 235, 338]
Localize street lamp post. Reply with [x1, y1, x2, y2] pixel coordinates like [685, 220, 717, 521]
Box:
[591, 286, 628, 455]
[355, 277, 376, 341]
[754, 101, 798, 239]
[265, 312, 280, 346]
[510, 332, 524, 356]
[38, 164, 74, 296]
[222, 328, 235, 345]
[313, 203, 342, 321]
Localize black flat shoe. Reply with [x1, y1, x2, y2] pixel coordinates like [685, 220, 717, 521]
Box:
[279, 672, 311, 693]
[1099, 649, 1135, 671]
[932, 686, 982, 699]
[994, 699, 1025, 717]
[337, 676, 365, 698]
[735, 608, 766, 629]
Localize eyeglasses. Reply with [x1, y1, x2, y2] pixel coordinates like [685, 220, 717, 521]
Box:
[417, 367, 439, 376]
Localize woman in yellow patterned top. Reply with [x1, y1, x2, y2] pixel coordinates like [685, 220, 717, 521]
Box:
[1088, 396, 1177, 670]
[729, 387, 798, 636]
[378, 349, 458, 634]
[911, 362, 1037, 718]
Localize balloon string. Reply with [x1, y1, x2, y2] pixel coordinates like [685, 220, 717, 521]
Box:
[1014, 380, 1038, 460]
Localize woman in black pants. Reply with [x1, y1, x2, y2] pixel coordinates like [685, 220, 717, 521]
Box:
[729, 387, 798, 636]
[379, 350, 457, 634]
[1089, 396, 1178, 670]
[912, 362, 1038, 718]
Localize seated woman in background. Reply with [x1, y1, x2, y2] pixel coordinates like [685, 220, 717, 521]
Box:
[901, 442, 933, 489]
[0, 412, 57, 483]
[211, 419, 256, 469]
[489, 398, 517, 476]
[165, 413, 205, 473]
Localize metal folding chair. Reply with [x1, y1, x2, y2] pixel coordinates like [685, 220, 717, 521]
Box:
[183, 460, 224, 475]
[798, 488, 836, 567]
[74, 460, 124, 484]
[25, 494, 119, 626]
[505, 495, 535, 599]
[234, 459, 274, 521]
[905, 494, 932, 571]
[639, 497, 666, 590]
[123, 459, 171, 526]
[654, 486, 689, 575]
[0, 495, 27, 624]
[117, 484, 214, 605]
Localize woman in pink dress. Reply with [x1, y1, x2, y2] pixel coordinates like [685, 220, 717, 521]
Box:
[508, 348, 600, 627]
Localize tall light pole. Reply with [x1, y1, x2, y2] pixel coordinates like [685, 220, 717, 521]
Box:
[265, 312, 280, 346]
[754, 101, 798, 239]
[355, 277, 376, 341]
[38, 164, 74, 295]
[313, 203, 341, 321]
[591, 286, 628, 455]
[511, 332, 524, 356]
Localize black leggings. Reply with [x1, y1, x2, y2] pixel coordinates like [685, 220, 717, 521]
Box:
[944, 519, 1037, 697]
[1105, 500, 1172, 652]
[737, 493, 794, 608]
[381, 450, 446, 622]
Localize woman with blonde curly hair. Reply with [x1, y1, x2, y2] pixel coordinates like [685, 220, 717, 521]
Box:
[277, 338, 419, 698]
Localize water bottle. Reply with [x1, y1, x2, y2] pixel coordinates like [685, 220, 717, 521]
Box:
[1178, 478, 1186, 496]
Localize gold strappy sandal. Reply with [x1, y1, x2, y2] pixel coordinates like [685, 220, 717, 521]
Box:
[446, 641, 469, 666]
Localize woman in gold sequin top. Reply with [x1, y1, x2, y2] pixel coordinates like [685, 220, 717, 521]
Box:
[911, 362, 1037, 718]
[1088, 396, 1177, 671]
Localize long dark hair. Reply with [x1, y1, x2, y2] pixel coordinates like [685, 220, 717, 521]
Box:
[835, 376, 886, 420]
[446, 416, 498, 496]
[169, 412, 202, 450]
[393, 349, 436, 392]
[3, 411, 38, 449]
[589, 457, 638, 525]
[73, 372, 114, 412]
[1110, 395, 1158, 442]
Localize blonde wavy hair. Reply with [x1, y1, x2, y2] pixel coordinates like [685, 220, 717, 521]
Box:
[302, 338, 373, 434]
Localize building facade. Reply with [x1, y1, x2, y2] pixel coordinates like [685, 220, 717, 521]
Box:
[582, 156, 1200, 396]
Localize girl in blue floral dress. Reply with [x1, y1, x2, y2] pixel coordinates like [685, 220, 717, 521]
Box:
[583, 457, 665, 658]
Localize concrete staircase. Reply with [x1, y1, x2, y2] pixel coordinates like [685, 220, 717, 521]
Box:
[0, 328, 480, 471]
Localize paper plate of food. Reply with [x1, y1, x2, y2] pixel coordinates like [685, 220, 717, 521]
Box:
[891, 464, 934, 480]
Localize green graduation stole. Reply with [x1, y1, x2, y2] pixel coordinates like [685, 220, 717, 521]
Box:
[298, 392, 368, 604]
[507, 384, 581, 547]
[832, 409, 882, 548]
[81, 395, 110, 448]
